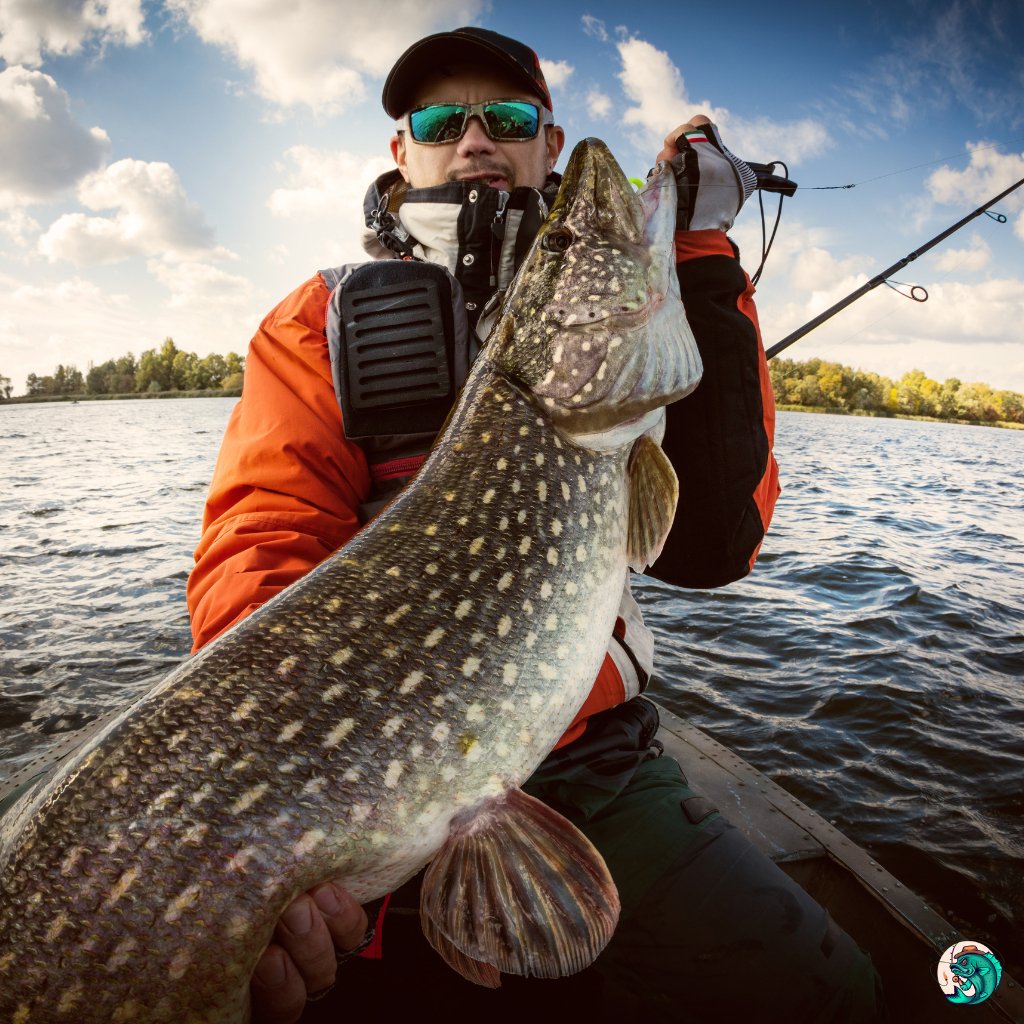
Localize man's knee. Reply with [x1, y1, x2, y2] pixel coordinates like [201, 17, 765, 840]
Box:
[593, 817, 886, 1021]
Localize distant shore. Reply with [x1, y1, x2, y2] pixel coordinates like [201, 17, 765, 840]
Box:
[1, 391, 1020, 429]
[0, 388, 242, 406]
[773, 403, 1024, 430]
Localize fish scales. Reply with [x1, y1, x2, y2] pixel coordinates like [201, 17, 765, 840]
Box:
[0, 138, 701, 1022]
[0, 372, 629, 1022]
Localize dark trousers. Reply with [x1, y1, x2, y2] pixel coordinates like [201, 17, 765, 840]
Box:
[311, 698, 886, 1022]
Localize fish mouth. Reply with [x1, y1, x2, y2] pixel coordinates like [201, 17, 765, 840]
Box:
[567, 289, 663, 332]
[536, 279, 698, 434]
[566, 407, 665, 452]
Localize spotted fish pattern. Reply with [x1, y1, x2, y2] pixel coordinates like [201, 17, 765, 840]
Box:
[0, 139, 702, 1022]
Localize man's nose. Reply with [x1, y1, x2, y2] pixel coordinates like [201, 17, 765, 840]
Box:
[456, 116, 496, 155]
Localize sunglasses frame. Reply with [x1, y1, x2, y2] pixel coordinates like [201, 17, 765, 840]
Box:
[396, 99, 554, 145]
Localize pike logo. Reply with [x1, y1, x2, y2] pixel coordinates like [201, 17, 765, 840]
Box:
[937, 941, 1003, 1005]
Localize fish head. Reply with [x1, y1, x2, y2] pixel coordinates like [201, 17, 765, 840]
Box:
[487, 137, 702, 444]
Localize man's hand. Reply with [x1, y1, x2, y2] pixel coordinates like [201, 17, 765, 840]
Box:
[655, 113, 713, 165]
[251, 882, 369, 1024]
[655, 114, 757, 233]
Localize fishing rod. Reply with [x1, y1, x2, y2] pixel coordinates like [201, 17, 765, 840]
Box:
[765, 174, 1024, 360]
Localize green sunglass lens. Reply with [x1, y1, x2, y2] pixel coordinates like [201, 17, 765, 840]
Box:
[484, 102, 539, 139]
[410, 105, 466, 143]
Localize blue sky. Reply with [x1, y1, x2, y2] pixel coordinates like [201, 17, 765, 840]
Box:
[2, 0, 1023, 393]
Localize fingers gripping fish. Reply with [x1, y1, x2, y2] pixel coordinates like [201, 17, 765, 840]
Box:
[0, 139, 702, 1023]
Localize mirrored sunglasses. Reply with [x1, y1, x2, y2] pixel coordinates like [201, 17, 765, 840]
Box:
[398, 100, 554, 145]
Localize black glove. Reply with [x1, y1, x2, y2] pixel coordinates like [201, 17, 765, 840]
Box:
[668, 122, 757, 232]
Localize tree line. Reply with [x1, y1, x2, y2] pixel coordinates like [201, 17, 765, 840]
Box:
[769, 358, 1024, 425]
[3, 346, 1022, 425]
[3, 338, 245, 399]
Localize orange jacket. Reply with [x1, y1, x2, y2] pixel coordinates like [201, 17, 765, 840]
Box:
[187, 229, 777, 748]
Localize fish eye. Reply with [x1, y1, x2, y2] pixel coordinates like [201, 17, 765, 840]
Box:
[542, 226, 574, 253]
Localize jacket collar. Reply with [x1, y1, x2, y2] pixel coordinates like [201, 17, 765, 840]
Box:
[362, 169, 561, 324]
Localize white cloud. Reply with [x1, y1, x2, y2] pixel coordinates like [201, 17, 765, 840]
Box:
[0, 0, 147, 65]
[39, 159, 232, 265]
[0, 268, 264, 393]
[927, 142, 1024, 212]
[581, 15, 608, 42]
[789, 246, 866, 294]
[0, 272, 138, 389]
[0, 207, 41, 249]
[727, 216, 1024, 390]
[615, 37, 831, 164]
[926, 142, 1024, 249]
[148, 258, 255, 310]
[267, 145, 394, 264]
[900, 278, 1024, 344]
[166, 0, 484, 114]
[269, 145, 393, 220]
[0, 66, 110, 207]
[762, 246, 1024, 351]
[586, 89, 611, 119]
[931, 233, 991, 273]
[539, 58, 573, 90]
[759, 274, 1024, 390]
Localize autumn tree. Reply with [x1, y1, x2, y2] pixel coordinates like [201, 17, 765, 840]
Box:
[767, 359, 1022, 424]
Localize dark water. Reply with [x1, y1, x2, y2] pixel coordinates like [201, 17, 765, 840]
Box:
[2, 400, 1022, 970]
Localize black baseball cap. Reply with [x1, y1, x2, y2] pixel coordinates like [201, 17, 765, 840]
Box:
[382, 27, 553, 119]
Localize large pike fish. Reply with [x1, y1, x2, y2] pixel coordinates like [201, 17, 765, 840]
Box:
[0, 139, 702, 1022]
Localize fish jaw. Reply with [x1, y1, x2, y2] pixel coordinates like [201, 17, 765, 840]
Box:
[487, 138, 703, 442]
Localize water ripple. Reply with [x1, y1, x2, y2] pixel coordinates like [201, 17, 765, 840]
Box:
[1, 402, 1022, 968]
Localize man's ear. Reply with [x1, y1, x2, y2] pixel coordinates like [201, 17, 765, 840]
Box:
[390, 133, 412, 183]
[546, 125, 565, 173]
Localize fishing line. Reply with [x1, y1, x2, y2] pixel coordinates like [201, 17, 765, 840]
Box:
[638, 137, 1024, 331]
[644, 134, 1024, 193]
[794, 135, 1024, 192]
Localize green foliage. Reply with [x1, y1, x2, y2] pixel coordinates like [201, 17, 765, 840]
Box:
[13, 340, 245, 398]
[87, 352, 138, 395]
[21, 364, 85, 398]
[772, 359, 1024, 425]
[8, 344, 1021, 426]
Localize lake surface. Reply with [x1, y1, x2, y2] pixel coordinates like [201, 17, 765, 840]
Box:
[1, 399, 1022, 970]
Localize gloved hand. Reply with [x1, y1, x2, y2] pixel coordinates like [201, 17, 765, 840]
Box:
[656, 116, 757, 233]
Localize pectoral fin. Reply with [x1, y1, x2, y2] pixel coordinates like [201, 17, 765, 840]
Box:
[420, 914, 501, 989]
[627, 434, 678, 571]
[419, 788, 620, 986]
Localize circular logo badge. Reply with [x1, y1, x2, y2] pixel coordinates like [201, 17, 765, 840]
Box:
[937, 941, 1003, 1005]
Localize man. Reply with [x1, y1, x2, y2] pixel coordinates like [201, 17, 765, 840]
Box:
[188, 27, 882, 1022]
